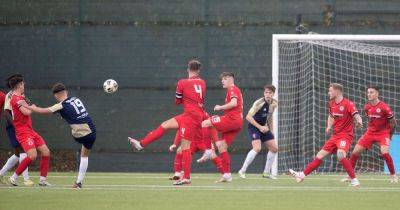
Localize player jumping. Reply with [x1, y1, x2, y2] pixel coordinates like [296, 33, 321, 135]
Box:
[201, 72, 243, 182]
[8, 75, 51, 186]
[23, 83, 96, 188]
[238, 85, 278, 179]
[344, 86, 397, 183]
[289, 83, 362, 187]
[129, 59, 206, 185]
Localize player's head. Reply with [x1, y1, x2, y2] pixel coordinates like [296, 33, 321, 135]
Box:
[52, 82, 68, 102]
[328, 83, 343, 100]
[187, 59, 201, 75]
[367, 86, 380, 101]
[8, 74, 25, 93]
[5, 74, 23, 89]
[220, 72, 235, 89]
[264, 85, 276, 100]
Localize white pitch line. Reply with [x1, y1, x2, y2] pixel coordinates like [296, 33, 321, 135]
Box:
[24, 175, 395, 181]
[1, 185, 400, 192]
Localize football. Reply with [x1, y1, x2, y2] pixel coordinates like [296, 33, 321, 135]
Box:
[103, 79, 118, 93]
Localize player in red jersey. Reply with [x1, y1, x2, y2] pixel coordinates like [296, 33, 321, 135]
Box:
[289, 83, 362, 187]
[201, 72, 243, 182]
[345, 86, 397, 183]
[7, 75, 51, 186]
[129, 59, 206, 185]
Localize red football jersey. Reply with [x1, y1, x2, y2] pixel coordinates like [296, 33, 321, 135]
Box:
[224, 85, 243, 119]
[0, 91, 5, 118]
[10, 94, 33, 133]
[175, 76, 206, 117]
[365, 101, 394, 135]
[329, 98, 358, 135]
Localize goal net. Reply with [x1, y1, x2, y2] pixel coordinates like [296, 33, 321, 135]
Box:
[272, 35, 400, 174]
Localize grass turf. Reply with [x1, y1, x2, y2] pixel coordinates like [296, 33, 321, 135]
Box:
[0, 172, 400, 210]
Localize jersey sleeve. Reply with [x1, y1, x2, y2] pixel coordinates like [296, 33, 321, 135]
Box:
[12, 96, 25, 109]
[247, 98, 264, 117]
[229, 87, 239, 99]
[384, 104, 394, 119]
[48, 103, 63, 113]
[175, 80, 183, 104]
[348, 101, 358, 116]
[268, 99, 278, 114]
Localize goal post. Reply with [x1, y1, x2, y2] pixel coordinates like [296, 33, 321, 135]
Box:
[272, 34, 400, 174]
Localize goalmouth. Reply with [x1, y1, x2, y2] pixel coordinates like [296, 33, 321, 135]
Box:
[272, 34, 400, 175]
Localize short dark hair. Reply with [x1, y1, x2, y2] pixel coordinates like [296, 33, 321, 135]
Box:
[264, 85, 276, 93]
[5, 74, 23, 88]
[188, 59, 201, 71]
[52, 82, 67, 94]
[219, 72, 235, 79]
[367, 86, 380, 92]
[8, 75, 24, 89]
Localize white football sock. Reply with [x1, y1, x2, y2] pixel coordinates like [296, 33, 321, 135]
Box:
[240, 150, 258, 173]
[19, 153, 30, 181]
[264, 151, 277, 173]
[0, 154, 19, 176]
[77, 157, 88, 183]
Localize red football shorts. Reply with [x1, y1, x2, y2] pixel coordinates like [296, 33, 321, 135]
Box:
[210, 115, 243, 146]
[17, 130, 46, 152]
[174, 113, 202, 142]
[322, 134, 353, 153]
[357, 132, 391, 149]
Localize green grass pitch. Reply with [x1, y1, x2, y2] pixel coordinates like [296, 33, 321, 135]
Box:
[1, 172, 400, 210]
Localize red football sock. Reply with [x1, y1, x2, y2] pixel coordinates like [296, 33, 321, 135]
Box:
[140, 126, 166, 147]
[340, 158, 356, 179]
[40, 156, 50, 177]
[303, 158, 322, 176]
[220, 152, 231, 174]
[212, 156, 224, 174]
[182, 149, 192, 179]
[174, 153, 183, 173]
[382, 153, 396, 175]
[349, 153, 359, 169]
[15, 157, 32, 176]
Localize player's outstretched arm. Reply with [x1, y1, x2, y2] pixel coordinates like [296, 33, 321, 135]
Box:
[24, 104, 53, 114]
[214, 98, 237, 111]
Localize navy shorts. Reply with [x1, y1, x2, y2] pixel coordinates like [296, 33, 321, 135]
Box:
[6, 124, 20, 148]
[74, 132, 96, 150]
[248, 126, 274, 143]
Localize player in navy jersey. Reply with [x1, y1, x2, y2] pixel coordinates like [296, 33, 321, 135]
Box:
[238, 85, 278, 179]
[23, 83, 96, 188]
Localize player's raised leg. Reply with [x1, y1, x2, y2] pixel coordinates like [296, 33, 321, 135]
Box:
[129, 117, 179, 151]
